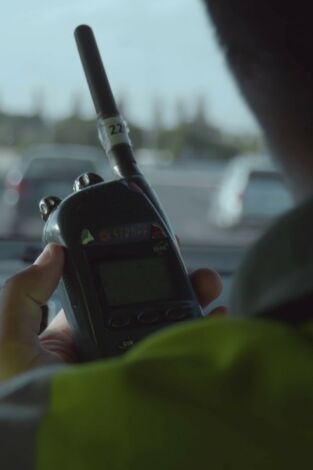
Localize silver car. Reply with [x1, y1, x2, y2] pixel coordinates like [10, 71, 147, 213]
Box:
[210, 154, 293, 228]
[2, 144, 110, 238]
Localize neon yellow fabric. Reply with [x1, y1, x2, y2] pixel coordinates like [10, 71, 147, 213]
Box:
[37, 317, 313, 469]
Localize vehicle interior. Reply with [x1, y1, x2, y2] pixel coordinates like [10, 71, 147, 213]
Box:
[0, 0, 293, 317]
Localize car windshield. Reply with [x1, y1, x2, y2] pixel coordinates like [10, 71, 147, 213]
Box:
[0, 0, 294, 247]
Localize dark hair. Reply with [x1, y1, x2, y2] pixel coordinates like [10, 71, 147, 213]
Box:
[203, 1, 313, 132]
[203, 1, 311, 75]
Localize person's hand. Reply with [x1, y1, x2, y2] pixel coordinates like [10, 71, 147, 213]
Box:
[0, 244, 73, 383]
[0, 244, 226, 383]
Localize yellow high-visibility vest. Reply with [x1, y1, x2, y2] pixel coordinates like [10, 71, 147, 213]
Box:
[34, 316, 313, 469]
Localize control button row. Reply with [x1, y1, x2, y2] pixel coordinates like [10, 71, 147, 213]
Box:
[109, 306, 192, 329]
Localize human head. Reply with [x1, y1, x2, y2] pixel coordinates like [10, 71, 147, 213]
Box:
[203, 1, 313, 201]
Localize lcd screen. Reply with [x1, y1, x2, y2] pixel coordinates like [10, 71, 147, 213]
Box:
[99, 257, 174, 306]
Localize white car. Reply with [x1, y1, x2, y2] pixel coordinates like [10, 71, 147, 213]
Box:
[210, 154, 293, 228]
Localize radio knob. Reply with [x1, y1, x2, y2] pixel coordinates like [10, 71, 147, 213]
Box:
[73, 172, 103, 192]
[39, 196, 61, 221]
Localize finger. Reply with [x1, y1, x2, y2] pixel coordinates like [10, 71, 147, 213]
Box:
[190, 268, 223, 308]
[0, 244, 64, 342]
[39, 310, 77, 363]
[40, 309, 72, 340]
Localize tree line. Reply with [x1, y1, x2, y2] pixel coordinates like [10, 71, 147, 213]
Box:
[0, 102, 262, 162]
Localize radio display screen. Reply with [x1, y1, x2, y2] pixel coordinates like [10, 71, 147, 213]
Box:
[98, 257, 174, 306]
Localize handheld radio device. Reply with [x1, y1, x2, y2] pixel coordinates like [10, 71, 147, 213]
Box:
[40, 25, 203, 360]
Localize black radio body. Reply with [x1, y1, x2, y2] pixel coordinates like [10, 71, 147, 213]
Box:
[40, 25, 203, 360]
[42, 177, 202, 359]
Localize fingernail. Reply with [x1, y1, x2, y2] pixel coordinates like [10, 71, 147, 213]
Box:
[34, 245, 52, 266]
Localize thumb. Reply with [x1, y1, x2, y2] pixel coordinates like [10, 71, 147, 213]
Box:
[0, 244, 64, 342]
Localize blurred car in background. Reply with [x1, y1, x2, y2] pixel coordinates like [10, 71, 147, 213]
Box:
[2, 144, 110, 238]
[209, 154, 294, 229]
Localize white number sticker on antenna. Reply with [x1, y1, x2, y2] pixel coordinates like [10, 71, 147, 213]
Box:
[98, 115, 132, 153]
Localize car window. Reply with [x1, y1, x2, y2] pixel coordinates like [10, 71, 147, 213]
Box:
[0, 0, 293, 249]
[25, 158, 97, 179]
[243, 172, 293, 219]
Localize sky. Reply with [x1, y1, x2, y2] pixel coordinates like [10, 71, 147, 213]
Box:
[0, 0, 260, 134]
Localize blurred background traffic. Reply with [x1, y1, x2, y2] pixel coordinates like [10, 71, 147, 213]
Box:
[0, 0, 293, 246]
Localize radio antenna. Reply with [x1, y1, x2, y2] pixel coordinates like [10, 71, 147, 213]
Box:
[74, 24, 175, 238]
[75, 24, 139, 179]
[74, 24, 118, 118]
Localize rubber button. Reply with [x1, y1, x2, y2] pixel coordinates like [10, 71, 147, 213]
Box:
[118, 339, 135, 351]
[165, 307, 190, 322]
[137, 311, 160, 325]
[110, 315, 131, 329]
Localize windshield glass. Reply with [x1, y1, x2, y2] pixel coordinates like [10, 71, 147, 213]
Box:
[0, 0, 293, 245]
